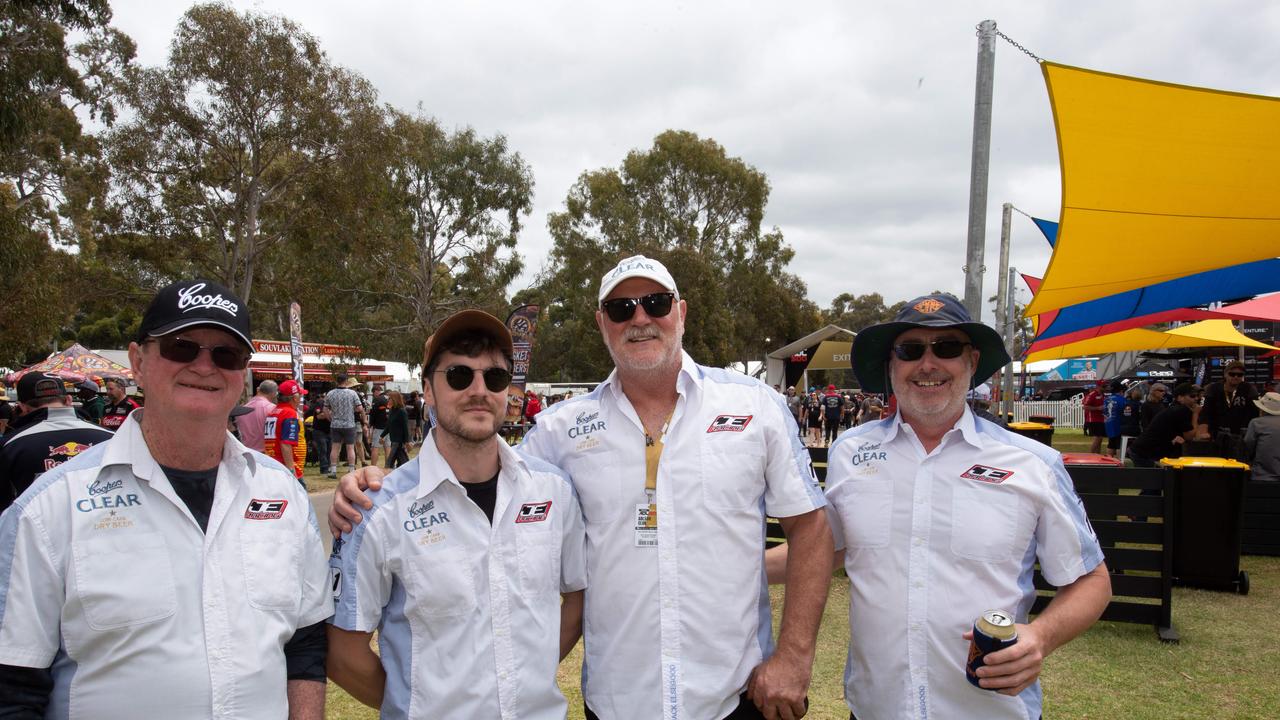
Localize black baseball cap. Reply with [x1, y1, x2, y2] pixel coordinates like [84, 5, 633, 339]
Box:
[17, 372, 68, 403]
[136, 279, 252, 349]
[851, 293, 1011, 394]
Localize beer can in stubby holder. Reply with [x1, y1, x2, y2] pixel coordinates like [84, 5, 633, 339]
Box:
[966, 609, 1018, 689]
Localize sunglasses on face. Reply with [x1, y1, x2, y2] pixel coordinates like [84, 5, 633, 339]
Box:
[436, 365, 513, 392]
[1227, 372, 1245, 378]
[150, 336, 251, 371]
[891, 338, 972, 362]
[600, 292, 676, 323]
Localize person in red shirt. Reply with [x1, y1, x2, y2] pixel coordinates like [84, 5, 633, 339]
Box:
[1082, 379, 1107, 454]
[100, 377, 141, 431]
[265, 379, 308, 486]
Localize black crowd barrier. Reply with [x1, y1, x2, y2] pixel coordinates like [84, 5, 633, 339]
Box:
[1244, 480, 1280, 556]
[1032, 465, 1179, 643]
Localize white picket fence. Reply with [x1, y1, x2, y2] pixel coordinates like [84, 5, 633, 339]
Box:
[1007, 398, 1085, 428]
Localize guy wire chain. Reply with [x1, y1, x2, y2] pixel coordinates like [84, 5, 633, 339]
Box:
[994, 29, 1042, 63]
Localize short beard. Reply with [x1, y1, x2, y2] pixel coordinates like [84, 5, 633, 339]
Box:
[435, 406, 501, 447]
[607, 323, 684, 374]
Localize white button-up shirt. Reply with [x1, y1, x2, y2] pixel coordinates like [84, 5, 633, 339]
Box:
[521, 351, 824, 720]
[825, 408, 1104, 720]
[0, 411, 333, 719]
[329, 430, 587, 720]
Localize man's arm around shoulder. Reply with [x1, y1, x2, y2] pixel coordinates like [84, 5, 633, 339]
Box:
[326, 626, 385, 709]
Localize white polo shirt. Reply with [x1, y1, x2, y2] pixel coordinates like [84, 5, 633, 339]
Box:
[0, 411, 333, 719]
[825, 408, 1104, 720]
[329, 430, 587, 720]
[521, 351, 824, 720]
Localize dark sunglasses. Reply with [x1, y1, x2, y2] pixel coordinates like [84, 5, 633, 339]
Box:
[149, 336, 251, 371]
[1227, 372, 1245, 378]
[891, 339, 972, 362]
[436, 365, 513, 392]
[601, 292, 675, 323]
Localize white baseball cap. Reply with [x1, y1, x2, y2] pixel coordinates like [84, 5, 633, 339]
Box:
[966, 383, 993, 402]
[598, 255, 679, 303]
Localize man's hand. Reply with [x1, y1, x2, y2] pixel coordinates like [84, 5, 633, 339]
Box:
[328, 466, 389, 537]
[746, 649, 810, 720]
[964, 622, 1046, 696]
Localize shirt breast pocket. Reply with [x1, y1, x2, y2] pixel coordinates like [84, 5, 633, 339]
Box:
[834, 476, 893, 549]
[700, 437, 766, 510]
[73, 531, 177, 630]
[516, 527, 559, 596]
[564, 455, 621, 523]
[950, 483, 1022, 563]
[402, 547, 477, 617]
[240, 525, 300, 610]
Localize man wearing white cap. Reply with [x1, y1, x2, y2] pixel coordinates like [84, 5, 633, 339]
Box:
[331, 256, 833, 720]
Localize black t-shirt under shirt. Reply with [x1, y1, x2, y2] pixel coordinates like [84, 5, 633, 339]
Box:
[464, 472, 500, 524]
[159, 464, 218, 533]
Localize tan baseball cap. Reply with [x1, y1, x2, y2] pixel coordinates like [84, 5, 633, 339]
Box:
[423, 310, 514, 369]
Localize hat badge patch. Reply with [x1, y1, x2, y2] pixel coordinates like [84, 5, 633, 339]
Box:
[177, 282, 239, 316]
[913, 298, 945, 314]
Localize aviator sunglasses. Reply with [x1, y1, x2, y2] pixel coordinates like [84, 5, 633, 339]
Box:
[148, 335, 251, 371]
[600, 292, 676, 323]
[436, 365, 513, 392]
[891, 338, 972, 362]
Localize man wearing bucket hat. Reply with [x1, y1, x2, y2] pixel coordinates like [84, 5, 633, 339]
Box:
[0, 279, 331, 718]
[1244, 392, 1280, 482]
[771, 292, 1110, 719]
[331, 255, 833, 720]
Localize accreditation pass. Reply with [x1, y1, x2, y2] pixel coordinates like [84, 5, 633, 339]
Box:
[634, 504, 658, 547]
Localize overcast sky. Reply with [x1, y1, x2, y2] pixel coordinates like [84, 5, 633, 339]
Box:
[108, 0, 1280, 324]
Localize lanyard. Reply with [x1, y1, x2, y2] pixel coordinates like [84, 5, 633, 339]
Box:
[641, 412, 674, 528]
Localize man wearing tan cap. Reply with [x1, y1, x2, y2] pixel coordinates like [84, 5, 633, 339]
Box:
[326, 310, 587, 718]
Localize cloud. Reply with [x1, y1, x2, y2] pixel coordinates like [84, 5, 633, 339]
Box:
[108, 0, 1280, 327]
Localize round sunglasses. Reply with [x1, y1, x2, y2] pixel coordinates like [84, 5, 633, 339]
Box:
[435, 365, 513, 392]
[147, 336, 251, 371]
[891, 339, 972, 362]
[600, 292, 675, 323]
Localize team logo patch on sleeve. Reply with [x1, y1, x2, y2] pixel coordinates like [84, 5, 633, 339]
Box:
[516, 500, 552, 523]
[707, 414, 753, 432]
[961, 465, 1014, 484]
[245, 498, 289, 519]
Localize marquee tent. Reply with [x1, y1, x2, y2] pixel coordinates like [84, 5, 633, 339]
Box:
[3, 344, 133, 386]
[1027, 62, 1280, 316]
[1025, 319, 1277, 363]
[764, 325, 856, 389]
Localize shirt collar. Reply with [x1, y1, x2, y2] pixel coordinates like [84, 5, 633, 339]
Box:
[99, 409, 259, 481]
[884, 404, 982, 450]
[600, 350, 701, 406]
[414, 427, 524, 499]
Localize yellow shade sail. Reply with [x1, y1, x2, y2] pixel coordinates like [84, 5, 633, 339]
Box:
[805, 340, 852, 370]
[1026, 62, 1280, 316]
[1024, 320, 1276, 363]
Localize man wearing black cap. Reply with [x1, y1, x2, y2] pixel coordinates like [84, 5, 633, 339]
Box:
[0, 280, 332, 719]
[770, 293, 1111, 720]
[0, 372, 113, 513]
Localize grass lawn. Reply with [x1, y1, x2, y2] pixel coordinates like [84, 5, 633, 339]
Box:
[319, 427, 1280, 718]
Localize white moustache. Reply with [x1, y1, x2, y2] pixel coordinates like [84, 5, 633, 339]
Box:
[625, 329, 660, 341]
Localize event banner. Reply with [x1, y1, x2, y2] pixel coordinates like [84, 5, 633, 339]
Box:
[505, 305, 540, 423]
[288, 302, 304, 385]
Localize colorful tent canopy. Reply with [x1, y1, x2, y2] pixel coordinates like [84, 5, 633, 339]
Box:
[1027, 62, 1280, 316]
[1024, 320, 1276, 363]
[3, 344, 134, 386]
[1026, 218, 1280, 343]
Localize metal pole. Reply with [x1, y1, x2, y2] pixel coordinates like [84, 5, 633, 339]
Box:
[963, 20, 997, 322]
[1003, 266, 1017, 418]
[994, 202, 1012, 406]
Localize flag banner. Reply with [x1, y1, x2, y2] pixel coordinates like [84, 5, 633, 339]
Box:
[288, 302, 304, 384]
[505, 305, 540, 423]
[1028, 62, 1280, 316]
